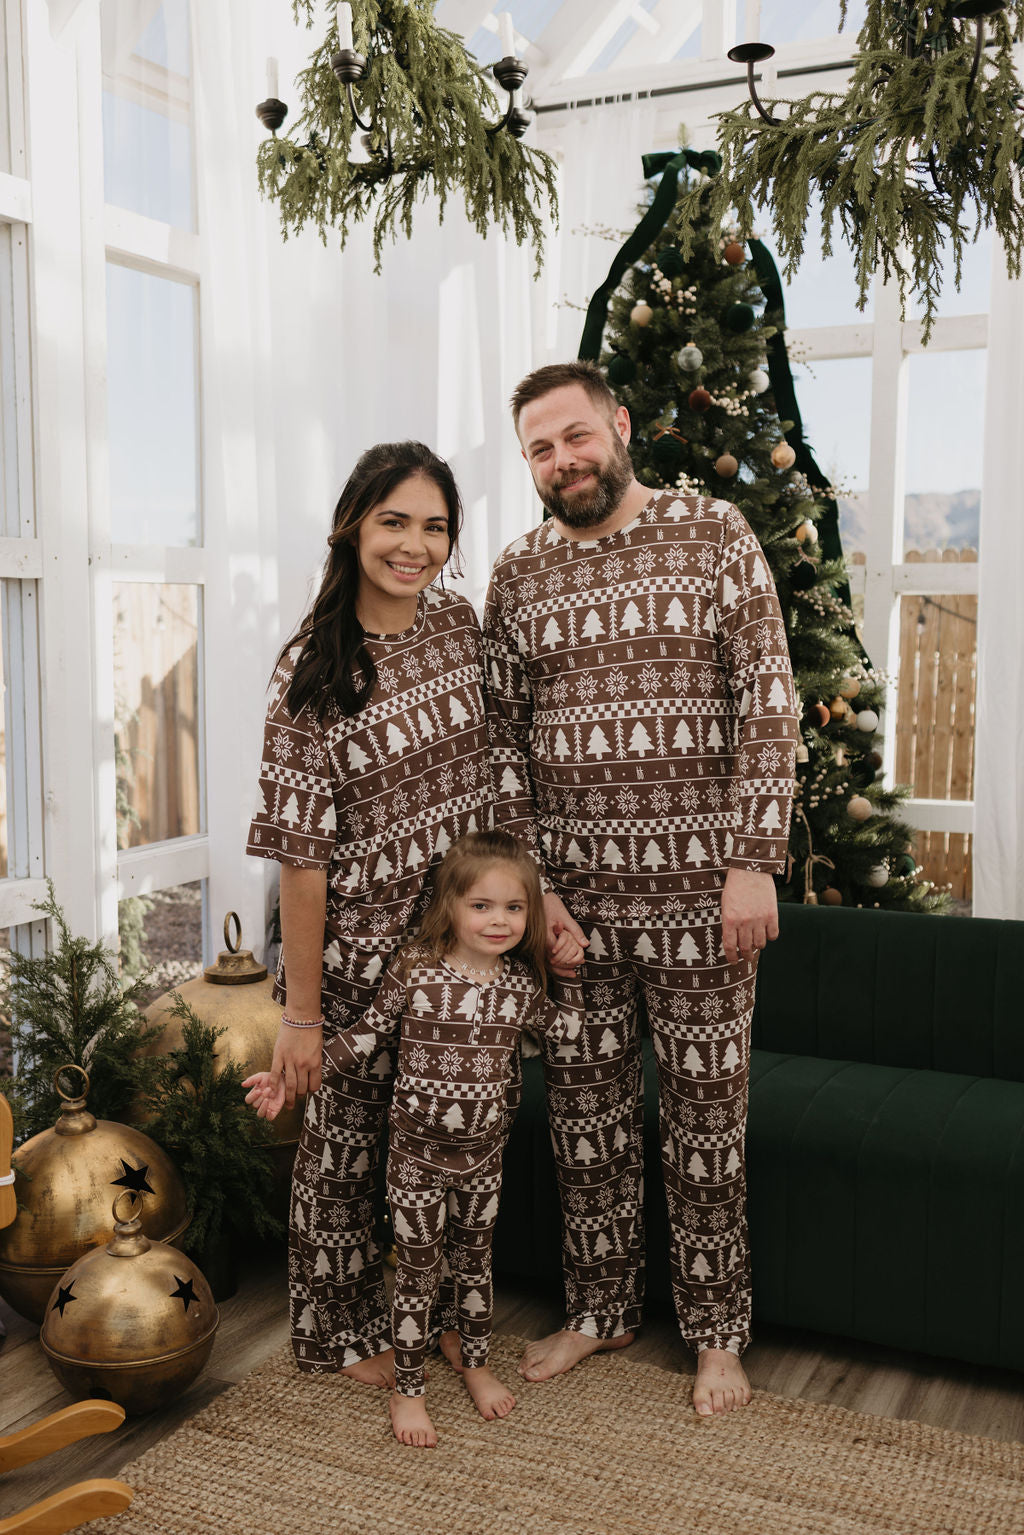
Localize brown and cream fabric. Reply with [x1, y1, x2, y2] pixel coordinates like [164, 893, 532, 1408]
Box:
[247, 588, 495, 1374]
[483, 491, 799, 1353]
[324, 952, 581, 1395]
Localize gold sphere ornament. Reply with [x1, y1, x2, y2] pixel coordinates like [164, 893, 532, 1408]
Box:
[829, 697, 848, 719]
[848, 795, 873, 822]
[629, 301, 653, 327]
[40, 1191, 219, 1416]
[0, 1066, 188, 1324]
[715, 452, 739, 478]
[771, 441, 797, 470]
[141, 914, 305, 1157]
[839, 676, 861, 700]
[795, 519, 817, 543]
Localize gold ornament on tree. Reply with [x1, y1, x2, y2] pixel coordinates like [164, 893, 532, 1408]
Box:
[771, 440, 796, 470]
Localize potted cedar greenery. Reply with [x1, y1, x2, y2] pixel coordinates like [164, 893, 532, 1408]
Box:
[139, 993, 283, 1299]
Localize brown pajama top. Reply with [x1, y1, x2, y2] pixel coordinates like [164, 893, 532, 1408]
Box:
[246, 588, 496, 1372]
[324, 952, 580, 1395]
[483, 491, 799, 1352]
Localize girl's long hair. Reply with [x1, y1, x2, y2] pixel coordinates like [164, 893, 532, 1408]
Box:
[283, 441, 463, 721]
[415, 831, 548, 990]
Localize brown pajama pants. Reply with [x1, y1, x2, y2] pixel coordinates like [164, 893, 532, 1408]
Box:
[386, 1138, 505, 1397]
[546, 898, 757, 1355]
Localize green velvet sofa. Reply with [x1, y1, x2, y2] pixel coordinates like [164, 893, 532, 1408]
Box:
[493, 903, 1024, 1372]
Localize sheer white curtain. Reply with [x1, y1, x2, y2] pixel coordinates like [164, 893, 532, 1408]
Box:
[974, 257, 1024, 919]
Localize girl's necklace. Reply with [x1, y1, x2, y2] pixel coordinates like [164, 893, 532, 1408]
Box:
[448, 955, 503, 983]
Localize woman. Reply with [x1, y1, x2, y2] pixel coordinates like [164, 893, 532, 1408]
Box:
[245, 441, 496, 1385]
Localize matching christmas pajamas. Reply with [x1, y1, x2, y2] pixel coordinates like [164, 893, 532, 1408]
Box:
[483, 490, 799, 1353]
[324, 953, 580, 1395]
[247, 589, 495, 1373]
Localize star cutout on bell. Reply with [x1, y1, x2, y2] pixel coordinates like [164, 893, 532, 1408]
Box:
[52, 1281, 77, 1318]
[111, 1158, 155, 1195]
[170, 1274, 196, 1312]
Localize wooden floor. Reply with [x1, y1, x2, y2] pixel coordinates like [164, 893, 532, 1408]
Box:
[2, 1251, 1022, 1519]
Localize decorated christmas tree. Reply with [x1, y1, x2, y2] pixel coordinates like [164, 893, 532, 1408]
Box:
[583, 153, 947, 911]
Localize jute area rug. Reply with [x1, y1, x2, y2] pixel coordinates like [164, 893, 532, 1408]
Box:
[91, 1335, 1023, 1535]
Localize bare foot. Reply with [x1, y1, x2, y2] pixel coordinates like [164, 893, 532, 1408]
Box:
[438, 1329, 464, 1374]
[518, 1328, 634, 1382]
[341, 1348, 396, 1389]
[692, 1348, 751, 1416]
[389, 1391, 437, 1447]
[464, 1364, 516, 1421]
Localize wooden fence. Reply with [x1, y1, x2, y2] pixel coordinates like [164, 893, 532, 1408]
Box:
[114, 583, 201, 850]
[892, 548, 977, 904]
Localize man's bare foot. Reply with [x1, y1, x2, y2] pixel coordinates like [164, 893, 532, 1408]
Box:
[438, 1329, 464, 1374]
[341, 1348, 396, 1389]
[692, 1348, 751, 1416]
[464, 1364, 516, 1421]
[518, 1328, 634, 1382]
[389, 1391, 437, 1447]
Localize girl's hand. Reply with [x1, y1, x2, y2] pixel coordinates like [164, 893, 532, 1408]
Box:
[550, 922, 585, 970]
[242, 1070, 287, 1122]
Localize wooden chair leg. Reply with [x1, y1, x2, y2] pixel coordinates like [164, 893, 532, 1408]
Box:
[0, 1403, 126, 1475]
[0, 1479, 133, 1535]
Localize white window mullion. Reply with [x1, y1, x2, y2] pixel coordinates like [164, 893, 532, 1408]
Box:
[25, 0, 100, 940]
[863, 277, 908, 783]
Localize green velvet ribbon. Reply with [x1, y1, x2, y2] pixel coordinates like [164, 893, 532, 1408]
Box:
[577, 147, 720, 362]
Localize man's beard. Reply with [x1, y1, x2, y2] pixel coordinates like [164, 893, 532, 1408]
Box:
[538, 435, 634, 529]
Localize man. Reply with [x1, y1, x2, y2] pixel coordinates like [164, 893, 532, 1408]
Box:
[483, 361, 798, 1415]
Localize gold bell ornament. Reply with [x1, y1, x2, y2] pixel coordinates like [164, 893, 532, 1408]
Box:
[0, 1065, 188, 1324]
[141, 912, 305, 1181]
[40, 1190, 219, 1415]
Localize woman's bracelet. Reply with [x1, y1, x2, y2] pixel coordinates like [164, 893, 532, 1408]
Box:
[281, 1012, 325, 1030]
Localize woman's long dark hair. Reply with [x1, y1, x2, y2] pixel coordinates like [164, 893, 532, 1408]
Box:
[283, 441, 463, 721]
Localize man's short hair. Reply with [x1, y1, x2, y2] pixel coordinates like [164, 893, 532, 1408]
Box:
[510, 360, 619, 432]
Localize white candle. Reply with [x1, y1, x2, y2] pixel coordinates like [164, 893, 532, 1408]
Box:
[336, 2, 354, 52]
[266, 56, 279, 100]
[498, 10, 515, 59]
[745, 0, 761, 44]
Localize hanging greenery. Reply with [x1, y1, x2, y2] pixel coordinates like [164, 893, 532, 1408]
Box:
[675, 1, 1024, 340]
[258, 1, 559, 272]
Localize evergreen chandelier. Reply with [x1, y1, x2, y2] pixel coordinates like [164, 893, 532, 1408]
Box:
[254, 2, 557, 272]
[676, 0, 1024, 340]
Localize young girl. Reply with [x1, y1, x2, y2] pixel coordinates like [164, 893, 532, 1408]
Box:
[247, 830, 581, 1448]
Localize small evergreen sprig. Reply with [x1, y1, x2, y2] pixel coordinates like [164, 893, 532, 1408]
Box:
[677, 0, 1024, 341]
[258, 0, 559, 273]
[140, 994, 283, 1256]
[0, 881, 163, 1143]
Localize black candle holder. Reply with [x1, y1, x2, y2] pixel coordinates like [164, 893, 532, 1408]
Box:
[255, 97, 288, 132]
[727, 41, 780, 126]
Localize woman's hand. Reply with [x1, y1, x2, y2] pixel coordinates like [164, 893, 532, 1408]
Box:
[267, 1021, 323, 1109]
[543, 892, 587, 978]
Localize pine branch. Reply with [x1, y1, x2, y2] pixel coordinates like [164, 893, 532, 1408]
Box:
[258, 0, 558, 274]
[681, 1, 1024, 341]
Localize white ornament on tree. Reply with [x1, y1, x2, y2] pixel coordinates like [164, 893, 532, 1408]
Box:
[748, 368, 770, 393]
[856, 709, 879, 733]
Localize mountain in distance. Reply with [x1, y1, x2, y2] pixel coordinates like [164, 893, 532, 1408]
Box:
[837, 489, 980, 556]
